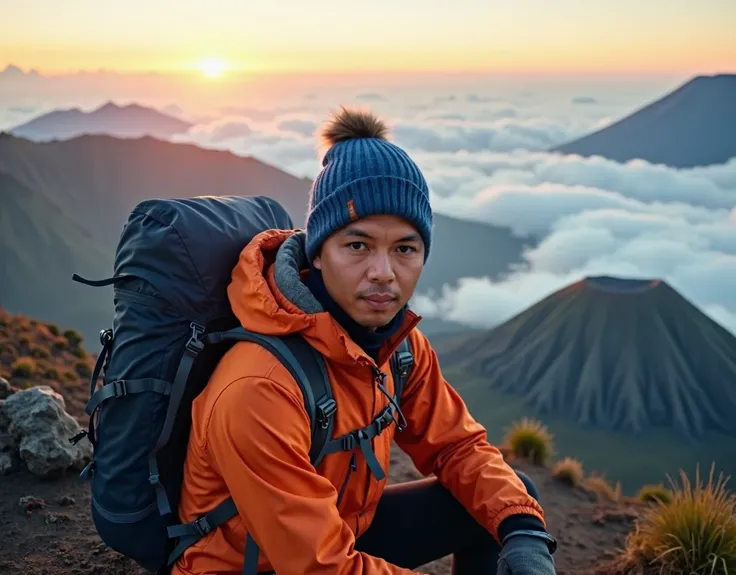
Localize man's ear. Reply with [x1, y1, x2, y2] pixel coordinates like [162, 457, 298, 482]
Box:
[312, 254, 322, 270]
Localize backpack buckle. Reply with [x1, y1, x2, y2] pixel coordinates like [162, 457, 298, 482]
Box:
[316, 398, 337, 429]
[395, 351, 413, 379]
[341, 434, 356, 451]
[380, 407, 394, 429]
[192, 516, 212, 537]
[186, 322, 205, 354]
[113, 380, 127, 397]
[99, 328, 113, 347]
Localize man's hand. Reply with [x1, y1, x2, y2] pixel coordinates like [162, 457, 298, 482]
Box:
[497, 531, 556, 575]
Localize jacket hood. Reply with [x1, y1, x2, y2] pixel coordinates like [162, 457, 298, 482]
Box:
[226, 229, 420, 367]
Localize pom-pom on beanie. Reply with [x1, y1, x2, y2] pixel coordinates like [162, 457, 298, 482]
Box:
[304, 106, 433, 263]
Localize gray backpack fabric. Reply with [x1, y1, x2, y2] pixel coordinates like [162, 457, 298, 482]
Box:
[70, 195, 414, 575]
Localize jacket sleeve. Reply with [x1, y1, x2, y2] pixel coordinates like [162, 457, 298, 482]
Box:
[204, 374, 420, 575]
[393, 329, 546, 541]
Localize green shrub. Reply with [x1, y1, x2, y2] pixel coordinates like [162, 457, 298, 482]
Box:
[47, 324, 60, 336]
[63, 329, 82, 347]
[11, 357, 35, 378]
[30, 345, 49, 359]
[75, 361, 91, 378]
[503, 417, 555, 466]
[638, 483, 673, 505]
[43, 367, 60, 380]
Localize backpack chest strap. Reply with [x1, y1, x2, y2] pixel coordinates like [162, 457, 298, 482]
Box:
[319, 401, 398, 481]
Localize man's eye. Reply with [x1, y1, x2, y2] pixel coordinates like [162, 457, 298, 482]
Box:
[397, 245, 415, 254]
[348, 242, 365, 250]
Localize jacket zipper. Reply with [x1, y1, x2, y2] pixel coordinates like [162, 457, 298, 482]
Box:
[353, 366, 392, 538]
[336, 453, 357, 507]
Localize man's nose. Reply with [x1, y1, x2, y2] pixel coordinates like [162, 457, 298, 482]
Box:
[368, 252, 395, 282]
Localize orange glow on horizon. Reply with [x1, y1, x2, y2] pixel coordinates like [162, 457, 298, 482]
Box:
[4, 48, 734, 78]
[2, 1, 733, 78]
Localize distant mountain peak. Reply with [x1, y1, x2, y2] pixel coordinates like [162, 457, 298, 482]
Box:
[552, 73, 736, 168]
[9, 101, 192, 143]
[97, 101, 122, 111]
[578, 275, 663, 294]
[1, 64, 40, 77]
[438, 274, 736, 439]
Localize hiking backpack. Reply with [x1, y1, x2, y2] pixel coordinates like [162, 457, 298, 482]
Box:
[70, 195, 414, 575]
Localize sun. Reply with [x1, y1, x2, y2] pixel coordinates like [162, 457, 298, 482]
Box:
[197, 58, 228, 79]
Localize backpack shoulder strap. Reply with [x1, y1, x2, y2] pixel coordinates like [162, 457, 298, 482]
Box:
[167, 330, 415, 575]
[166, 327, 336, 571]
[389, 336, 414, 404]
[203, 327, 337, 464]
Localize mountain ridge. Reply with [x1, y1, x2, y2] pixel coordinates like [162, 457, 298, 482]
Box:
[0, 132, 529, 344]
[438, 274, 736, 439]
[9, 101, 193, 142]
[552, 73, 736, 167]
[0, 170, 112, 341]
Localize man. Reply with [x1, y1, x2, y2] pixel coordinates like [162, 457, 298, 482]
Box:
[171, 107, 557, 574]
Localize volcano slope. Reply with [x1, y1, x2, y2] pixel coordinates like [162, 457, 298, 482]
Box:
[436, 275, 736, 492]
[551, 73, 736, 167]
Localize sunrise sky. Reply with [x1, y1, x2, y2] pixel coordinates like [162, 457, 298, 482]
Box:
[2, 0, 735, 76]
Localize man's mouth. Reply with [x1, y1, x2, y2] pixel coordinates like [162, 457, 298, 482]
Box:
[361, 294, 397, 310]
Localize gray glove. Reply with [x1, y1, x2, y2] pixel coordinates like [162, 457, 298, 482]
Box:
[497, 531, 556, 575]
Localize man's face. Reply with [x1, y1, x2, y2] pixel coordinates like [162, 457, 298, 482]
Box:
[312, 214, 425, 329]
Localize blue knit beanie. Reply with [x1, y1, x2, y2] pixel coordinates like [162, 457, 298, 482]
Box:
[305, 107, 432, 263]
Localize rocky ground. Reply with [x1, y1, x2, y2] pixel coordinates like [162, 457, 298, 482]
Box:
[0, 307, 645, 574]
[0, 440, 641, 575]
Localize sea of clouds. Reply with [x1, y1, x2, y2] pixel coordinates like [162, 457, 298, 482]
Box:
[411, 153, 736, 335]
[174, 82, 736, 335]
[3, 72, 735, 334]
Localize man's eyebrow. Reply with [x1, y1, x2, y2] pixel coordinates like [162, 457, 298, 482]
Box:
[341, 228, 422, 243]
[397, 233, 421, 243]
[340, 227, 373, 238]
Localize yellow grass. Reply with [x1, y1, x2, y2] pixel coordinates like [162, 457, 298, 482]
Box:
[503, 417, 555, 466]
[637, 483, 674, 505]
[585, 473, 622, 502]
[612, 464, 736, 575]
[552, 456, 585, 487]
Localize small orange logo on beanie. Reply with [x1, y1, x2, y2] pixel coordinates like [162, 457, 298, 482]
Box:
[347, 199, 358, 221]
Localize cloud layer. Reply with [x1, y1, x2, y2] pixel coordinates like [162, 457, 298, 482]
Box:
[170, 89, 736, 336]
[411, 155, 736, 335]
[3, 74, 734, 335]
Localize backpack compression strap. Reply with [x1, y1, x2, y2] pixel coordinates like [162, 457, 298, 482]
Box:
[166, 330, 415, 575]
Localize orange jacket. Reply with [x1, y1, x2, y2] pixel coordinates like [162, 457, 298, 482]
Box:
[171, 229, 545, 575]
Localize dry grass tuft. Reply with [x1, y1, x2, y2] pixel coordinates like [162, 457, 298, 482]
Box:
[552, 457, 585, 487]
[603, 464, 736, 575]
[503, 417, 555, 466]
[585, 473, 622, 502]
[637, 484, 674, 505]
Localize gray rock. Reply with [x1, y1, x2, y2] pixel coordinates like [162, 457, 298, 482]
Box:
[0, 428, 17, 452]
[0, 398, 10, 434]
[0, 386, 92, 477]
[0, 450, 19, 475]
[0, 376, 16, 400]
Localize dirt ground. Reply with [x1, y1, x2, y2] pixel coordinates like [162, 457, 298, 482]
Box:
[0, 445, 641, 575]
[0, 309, 642, 574]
